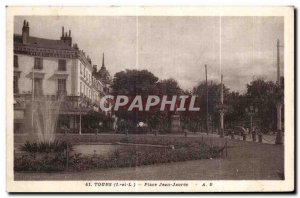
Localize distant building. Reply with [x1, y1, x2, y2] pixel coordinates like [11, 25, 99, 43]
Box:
[93, 53, 113, 116]
[94, 53, 112, 93]
[13, 20, 113, 135]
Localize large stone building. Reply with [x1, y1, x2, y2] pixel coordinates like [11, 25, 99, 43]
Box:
[13, 20, 113, 135]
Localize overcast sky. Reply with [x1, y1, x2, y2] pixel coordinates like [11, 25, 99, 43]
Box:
[14, 16, 284, 93]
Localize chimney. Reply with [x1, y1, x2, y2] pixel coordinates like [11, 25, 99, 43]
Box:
[87, 56, 92, 64]
[62, 26, 64, 36]
[72, 43, 78, 49]
[60, 27, 72, 47]
[22, 20, 29, 44]
[101, 53, 105, 68]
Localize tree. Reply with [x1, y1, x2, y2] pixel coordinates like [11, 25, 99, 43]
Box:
[190, 81, 233, 132]
[157, 78, 183, 96]
[112, 69, 159, 95]
[111, 69, 159, 130]
[112, 70, 184, 132]
[154, 79, 183, 132]
[245, 78, 281, 133]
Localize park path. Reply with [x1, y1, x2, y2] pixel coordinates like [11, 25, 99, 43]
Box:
[14, 134, 284, 180]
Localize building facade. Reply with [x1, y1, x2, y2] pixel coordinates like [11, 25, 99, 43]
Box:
[13, 20, 113, 135]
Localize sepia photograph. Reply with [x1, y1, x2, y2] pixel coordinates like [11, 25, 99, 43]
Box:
[6, 6, 294, 192]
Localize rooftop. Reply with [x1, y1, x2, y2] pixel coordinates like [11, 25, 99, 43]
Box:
[14, 34, 75, 51]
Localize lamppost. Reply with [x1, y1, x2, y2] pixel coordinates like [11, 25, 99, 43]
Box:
[218, 106, 226, 138]
[245, 106, 258, 140]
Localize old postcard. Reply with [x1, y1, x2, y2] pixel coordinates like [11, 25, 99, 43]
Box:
[6, 6, 294, 192]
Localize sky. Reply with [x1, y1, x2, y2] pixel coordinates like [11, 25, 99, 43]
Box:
[14, 16, 284, 93]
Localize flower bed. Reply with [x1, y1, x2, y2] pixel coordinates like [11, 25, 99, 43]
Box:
[15, 141, 71, 172]
[14, 139, 224, 172]
[69, 142, 223, 171]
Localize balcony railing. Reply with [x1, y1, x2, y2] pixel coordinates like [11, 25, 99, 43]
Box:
[57, 90, 67, 97]
[14, 93, 102, 113]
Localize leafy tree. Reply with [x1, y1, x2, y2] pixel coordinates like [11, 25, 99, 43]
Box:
[187, 78, 283, 134]
[111, 69, 283, 134]
[190, 81, 232, 132]
[112, 69, 159, 95]
[155, 78, 183, 132]
[111, 69, 159, 130]
[157, 78, 183, 96]
[112, 70, 183, 132]
[245, 78, 283, 133]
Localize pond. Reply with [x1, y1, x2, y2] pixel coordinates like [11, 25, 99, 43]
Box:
[72, 143, 169, 156]
[72, 144, 121, 156]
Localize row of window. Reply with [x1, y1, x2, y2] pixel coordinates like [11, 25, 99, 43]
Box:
[80, 82, 94, 99]
[80, 63, 102, 91]
[13, 55, 105, 99]
[13, 77, 66, 95]
[80, 63, 92, 84]
[80, 81, 102, 103]
[13, 55, 67, 71]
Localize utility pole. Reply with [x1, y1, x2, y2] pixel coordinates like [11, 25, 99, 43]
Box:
[205, 64, 209, 135]
[31, 66, 35, 134]
[275, 39, 283, 144]
[277, 40, 281, 84]
[219, 74, 225, 138]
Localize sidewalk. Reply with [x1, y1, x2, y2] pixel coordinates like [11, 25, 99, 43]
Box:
[190, 132, 277, 144]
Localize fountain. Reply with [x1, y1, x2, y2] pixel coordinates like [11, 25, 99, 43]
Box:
[32, 96, 63, 143]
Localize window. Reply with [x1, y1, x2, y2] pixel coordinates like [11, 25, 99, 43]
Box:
[80, 63, 83, 74]
[34, 57, 43, 69]
[13, 76, 19, 94]
[58, 59, 66, 71]
[34, 78, 43, 96]
[80, 82, 82, 94]
[57, 79, 66, 95]
[14, 123, 23, 134]
[14, 55, 18, 68]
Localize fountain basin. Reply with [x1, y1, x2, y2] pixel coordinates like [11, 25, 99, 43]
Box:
[71, 143, 169, 156]
[72, 144, 120, 156]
